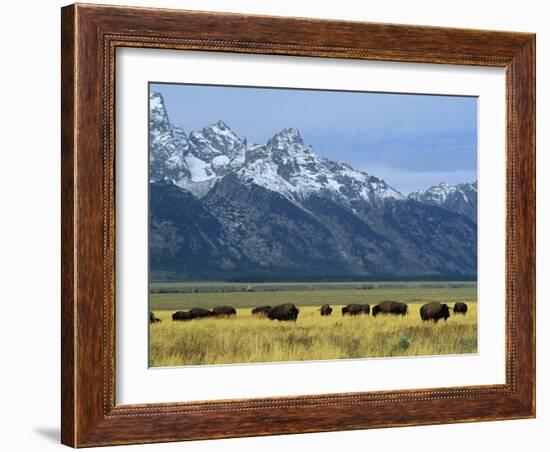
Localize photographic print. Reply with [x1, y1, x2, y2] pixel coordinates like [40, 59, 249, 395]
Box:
[148, 83, 478, 367]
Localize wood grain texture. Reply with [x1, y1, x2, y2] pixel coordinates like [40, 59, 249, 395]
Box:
[60, 3, 536, 447]
[60, 5, 76, 446]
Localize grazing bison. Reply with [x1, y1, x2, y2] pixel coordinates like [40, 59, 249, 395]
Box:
[173, 307, 213, 321]
[453, 302, 468, 315]
[252, 306, 272, 316]
[150, 312, 161, 323]
[342, 303, 369, 316]
[189, 307, 213, 319]
[267, 303, 299, 321]
[320, 304, 333, 316]
[172, 310, 193, 321]
[372, 301, 408, 317]
[212, 306, 237, 317]
[420, 302, 450, 322]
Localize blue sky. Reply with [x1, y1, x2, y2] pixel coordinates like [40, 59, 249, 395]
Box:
[151, 82, 477, 194]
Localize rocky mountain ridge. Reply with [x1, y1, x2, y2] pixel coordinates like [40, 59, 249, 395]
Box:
[408, 181, 477, 221]
[149, 91, 477, 280]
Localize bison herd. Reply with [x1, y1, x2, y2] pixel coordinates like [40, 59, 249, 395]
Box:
[171, 305, 236, 321]
[151, 301, 469, 324]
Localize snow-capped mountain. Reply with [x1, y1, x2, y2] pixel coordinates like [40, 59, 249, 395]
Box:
[408, 181, 477, 222]
[238, 127, 403, 206]
[179, 121, 247, 198]
[149, 92, 403, 205]
[149, 91, 478, 280]
[149, 92, 191, 182]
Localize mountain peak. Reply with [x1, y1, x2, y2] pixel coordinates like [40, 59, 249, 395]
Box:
[149, 91, 164, 103]
[196, 120, 243, 143]
[148, 92, 192, 183]
[408, 180, 477, 221]
[210, 120, 231, 131]
[268, 128, 304, 147]
[150, 98, 404, 205]
[149, 92, 170, 126]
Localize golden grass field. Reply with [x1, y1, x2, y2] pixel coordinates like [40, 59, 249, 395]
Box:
[149, 284, 477, 367]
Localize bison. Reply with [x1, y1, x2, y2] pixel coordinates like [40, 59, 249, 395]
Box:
[251, 306, 272, 316]
[172, 310, 193, 321]
[188, 307, 213, 319]
[372, 301, 408, 317]
[172, 307, 213, 321]
[267, 303, 299, 321]
[320, 304, 333, 316]
[342, 303, 369, 316]
[150, 312, 161, 323]
[420, 301, 450, 322]
[453, 302, 468, 315]
[212, 306, 237, 317]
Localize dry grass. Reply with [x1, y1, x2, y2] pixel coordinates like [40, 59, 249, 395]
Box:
[149, 302, 477, 367]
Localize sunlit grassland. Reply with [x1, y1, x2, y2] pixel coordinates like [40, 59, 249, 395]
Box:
[149, 289, 477, 367]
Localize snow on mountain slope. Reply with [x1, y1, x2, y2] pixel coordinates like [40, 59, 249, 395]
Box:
[149, 92, 191, 182]
[148, 92, 478, 277]
[149, 91, 403, 205]
[150, 92, 477, 215]
[408, 181, 477, 221]
[184, 121, 247, 181]
[239, 128, 403, 205]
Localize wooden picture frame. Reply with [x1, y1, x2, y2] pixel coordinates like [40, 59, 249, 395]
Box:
[61, 3, 535, 447]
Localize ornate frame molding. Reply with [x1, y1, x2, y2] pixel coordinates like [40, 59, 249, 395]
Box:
[62, 4, 535, 447]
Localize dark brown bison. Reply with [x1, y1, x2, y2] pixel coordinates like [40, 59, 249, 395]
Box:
[212, 306, 237, 317]
[251, 306, 272, 316]
[342, 304, 369, 316]
[172, 310, 193, 321]
[188, 307, 213, 319]
[420, 302, 450, 322]
[320, 304, 333, 316]
[372, 301, 408, 317]
[173, 307, 213, 321]
[150, 312, 161, 323]
[453, 302, 468, 315]
[267, 303, 299, 321]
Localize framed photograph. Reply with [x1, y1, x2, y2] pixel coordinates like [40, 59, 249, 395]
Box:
[61, 4, 535, 447]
